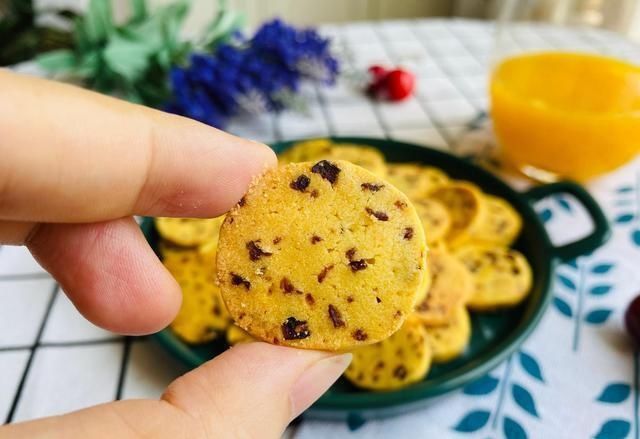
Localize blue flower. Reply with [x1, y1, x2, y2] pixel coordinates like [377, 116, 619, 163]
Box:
[165, 18, 339, 128]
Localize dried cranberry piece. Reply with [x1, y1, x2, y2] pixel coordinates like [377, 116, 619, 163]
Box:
[328, 305, 345, 328]
[311, 160, 340, 185]
[246, 240, 272, 261]
[290, 175, 310, 192]
[281, 317, 310, 340]
[349, 259, 368, 272]
[230, 273, 250, 290]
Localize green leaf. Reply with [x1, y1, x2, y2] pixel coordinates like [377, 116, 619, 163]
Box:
[103, 34, 153, 81]
[124, 87, 144, 104]
[36, 49, 76, 73]
[122, 17, 163, 52]
[75, 52, 100, 77]
[135, 77, 170, 106]
[129, 0, 148, 23]
[84, 0, 113, 43]
[155, 47, 172, 69]
[199, 7, 245, 49]
[73, 17, 91, 53]
[159, 1, 190, 50]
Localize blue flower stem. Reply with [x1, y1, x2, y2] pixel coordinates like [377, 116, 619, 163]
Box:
[572, 259, 585, 351]
[634, 350, 639, 439]
[491, 354, 513, 429]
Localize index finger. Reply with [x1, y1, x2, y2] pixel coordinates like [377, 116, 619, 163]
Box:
[0, 69, 276, 223]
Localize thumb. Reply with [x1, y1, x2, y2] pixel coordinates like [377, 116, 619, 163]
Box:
[0, 342, 351, 439]
[163, 342, 351, 438]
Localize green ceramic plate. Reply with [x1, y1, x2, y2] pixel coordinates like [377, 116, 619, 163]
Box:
[143, 137, 610, 421]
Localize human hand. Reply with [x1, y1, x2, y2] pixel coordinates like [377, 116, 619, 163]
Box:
[0, 70, 350, 438]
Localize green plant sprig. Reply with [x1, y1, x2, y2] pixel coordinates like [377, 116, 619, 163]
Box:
[37, 0, 244, 107]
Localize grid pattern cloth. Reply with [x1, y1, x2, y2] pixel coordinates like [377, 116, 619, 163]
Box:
[3, 18, 640, 439]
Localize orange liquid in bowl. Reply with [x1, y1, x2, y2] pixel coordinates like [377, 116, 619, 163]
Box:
[490, 52, 640, 181]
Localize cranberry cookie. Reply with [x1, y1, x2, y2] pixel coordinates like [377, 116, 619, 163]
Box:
[216, 160, 428, 350]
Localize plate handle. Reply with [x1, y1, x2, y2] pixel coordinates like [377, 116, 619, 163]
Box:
[523, 181, 611, 262]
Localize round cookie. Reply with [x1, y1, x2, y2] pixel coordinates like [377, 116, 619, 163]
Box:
[160, 241, 197, 265]
[226, 325, 255, 345]
[386, 164, 449, 201]
[156, 216, 224, 247]
[278, 138, 333, 164]
[419, 166, 450, 194]
[412, 198, 451, 245]
[216, 159, 428, 350]
[327, 145, 388, 177]
[430, 181, 487, 248]
[387, 164, 430, 199]
[429, 240, 449, 252]
[164, 248, 232, 344]
[454, 244, 532, 310]
[198, 236, 219, 259]
[414, 250, 474, 327]
[160, 242, 214, 274]
[473, 195, 522, 246]
[413, 257, 433, 309]
[344, 317, 432, 391]
[424, 306, 471, 363]
[281, 141, 387, 177]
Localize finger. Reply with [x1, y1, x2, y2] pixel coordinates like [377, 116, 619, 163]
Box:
[0, 70, 276, 223]
[27, 217, 181, 335]
[0, 344, 351, 439]
[161, 343, 351, 437]
[0, 220, 35, 245]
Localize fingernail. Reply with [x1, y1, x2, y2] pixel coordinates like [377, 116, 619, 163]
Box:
[289, 353, 352, 420]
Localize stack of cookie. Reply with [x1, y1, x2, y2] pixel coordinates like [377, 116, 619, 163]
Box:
[154, 138, 533, 393]
[154, 216, 232, 344]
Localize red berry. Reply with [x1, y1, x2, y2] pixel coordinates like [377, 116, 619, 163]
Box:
[368, 65, 388, 81]
[366, 81, 383, 96]
[382, 69, 415, 101]
[366, 65, 389, 96]
[625, 295, 640, 344]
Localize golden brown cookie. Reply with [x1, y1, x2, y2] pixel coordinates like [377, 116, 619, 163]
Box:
[326, 145, 388, 177]
[419, 166, 450, 195]
[424, 306, 471, 363]
[160, 242, 214, 275]
[387, 164, 428, 199]
[414, 250, 474, 326]
[155, 216, 224, 247]
[216, 160, 428, 350]
[386, 164, 449, 200]
[454, 244, 532, 310]
[226, 324, 256, 345]
[281, 140, 387, 177]
[278, 139, 333, 164]
[164, 248, 231, 344]
[412, 198, 451, 245]
[473, 195, 522, 246]
[344, 317, 431, 390]
[429, 240, 449, 252]
[430, 181, 487, 248]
